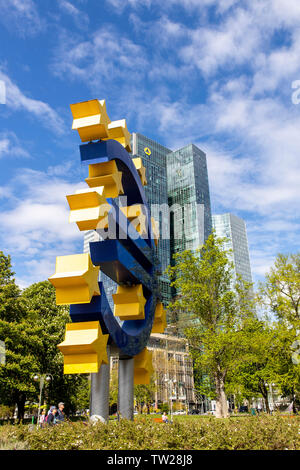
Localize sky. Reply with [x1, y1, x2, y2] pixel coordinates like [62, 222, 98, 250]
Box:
[0, 0, 299, 289]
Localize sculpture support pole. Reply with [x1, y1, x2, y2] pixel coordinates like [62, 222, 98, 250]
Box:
[118, 357, 134, 420]
[90, 345, 110, 421]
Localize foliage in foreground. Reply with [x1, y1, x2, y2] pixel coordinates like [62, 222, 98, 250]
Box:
[1, 415, 300, 450]
[0, 251, 89, 418]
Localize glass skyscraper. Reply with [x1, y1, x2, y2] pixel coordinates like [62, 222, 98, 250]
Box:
[212, 213, 253, 285]
[167, 144, 212, 259]
[132, 133, 172, 304]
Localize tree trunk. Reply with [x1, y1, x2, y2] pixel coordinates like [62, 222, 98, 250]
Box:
[259, 382, 270, 413]
[215, 373, 228, 418]
[16, 394, 26, 423]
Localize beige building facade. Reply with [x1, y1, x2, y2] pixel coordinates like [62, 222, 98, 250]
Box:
[148, 333, 197, 409]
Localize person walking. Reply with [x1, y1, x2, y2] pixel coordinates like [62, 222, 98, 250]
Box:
[47, 406, 57, 426]
[56, 402, 65, 424]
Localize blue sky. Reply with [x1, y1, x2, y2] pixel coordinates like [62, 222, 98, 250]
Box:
[0, 0, 299, 289]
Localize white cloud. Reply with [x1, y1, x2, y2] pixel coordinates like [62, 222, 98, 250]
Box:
[0, 131, 30, 159]
[0, 0, 44, 36]
[57, 0, 89, 28]
[107, 0, 239, 13]
[52, 26, 147, 89]
[0, 166, 87, 285]
[0, 69, 66, 134]
[178, 6, 263, 76]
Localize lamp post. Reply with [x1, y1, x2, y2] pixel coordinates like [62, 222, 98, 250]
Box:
[164, 377, 176, 423]
[33, 373, 52, 427]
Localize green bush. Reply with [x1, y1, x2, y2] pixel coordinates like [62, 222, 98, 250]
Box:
[159, 403, 169, 414]
[1, 415, 300, 450]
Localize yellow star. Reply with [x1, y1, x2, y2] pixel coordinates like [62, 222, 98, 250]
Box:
[134, 348, 154, 385]
[103, 119, 132, 152]
[133, 158, 147, 186]
[48, 253, 100, 305]
[85, 160, 124, 198]
[120, 204, 148, 237]
[58, 321, 109, 374]
[151, 301, 167, 334]
[70, 99, 111, 142]
[66, 186, 111, 231]
[112, 284, 146, 320]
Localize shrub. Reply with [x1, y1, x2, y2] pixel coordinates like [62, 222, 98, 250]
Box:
[0, 414, 299, 450]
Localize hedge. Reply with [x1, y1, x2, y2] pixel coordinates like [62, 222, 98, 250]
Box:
[1, 414, 300, 450]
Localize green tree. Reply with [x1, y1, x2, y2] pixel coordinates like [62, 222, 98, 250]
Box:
[134, 378, 156, 414]
[226, 319, 277, 413]
[0, 252, 38, 420]
[258, 253, 300, 412]
[259, 253, 300, 325]
[20, 281, 89, 416]
[0, 258, 89, 420]
[166, 233, 255, 418]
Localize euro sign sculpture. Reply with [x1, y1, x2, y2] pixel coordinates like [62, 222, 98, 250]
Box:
[49, 99, 166, 420]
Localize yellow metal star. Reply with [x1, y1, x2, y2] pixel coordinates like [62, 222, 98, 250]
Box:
[133, 158, 147, 186]
[151, 301, 167, 334]
[112, 284, 146, 320]
[85, 160, 124, 198]
[103, 119, 132, 152]
[66, 186, 111, 231]
[58, 321, 109, 374]
[48, 253, 100, 305]
[70, 99, 111, 142]
[120, 204, 148, 237]
[134, 348, 154, 385]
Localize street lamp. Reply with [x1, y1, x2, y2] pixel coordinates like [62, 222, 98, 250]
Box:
[164, 377, 176, 423]
[33, 373, 52, 427]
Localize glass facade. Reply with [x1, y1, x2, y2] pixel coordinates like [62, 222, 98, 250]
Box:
[212, 213, 253, 285]
[132, 133, 172, 305]
[167, 144, 212, 259]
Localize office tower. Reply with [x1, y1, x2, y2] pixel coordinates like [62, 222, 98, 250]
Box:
[167, 144, 212, 258]
[132, 133, 172, 305]
[212, 213, 253, 285]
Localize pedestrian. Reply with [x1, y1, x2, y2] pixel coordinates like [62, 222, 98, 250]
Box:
[39, 409, 46, 428]
[56, 402, 65, 423]
[162, 411, 169, 424]
[47, 406, 57, 426]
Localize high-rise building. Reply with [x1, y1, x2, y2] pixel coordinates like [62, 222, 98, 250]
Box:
[167, 144, 212, 259]
[212, 213, 253, 285]
[132, 133, 172, 305]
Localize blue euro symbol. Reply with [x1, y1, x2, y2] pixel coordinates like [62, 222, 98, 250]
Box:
[69, 139, 159, 356]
